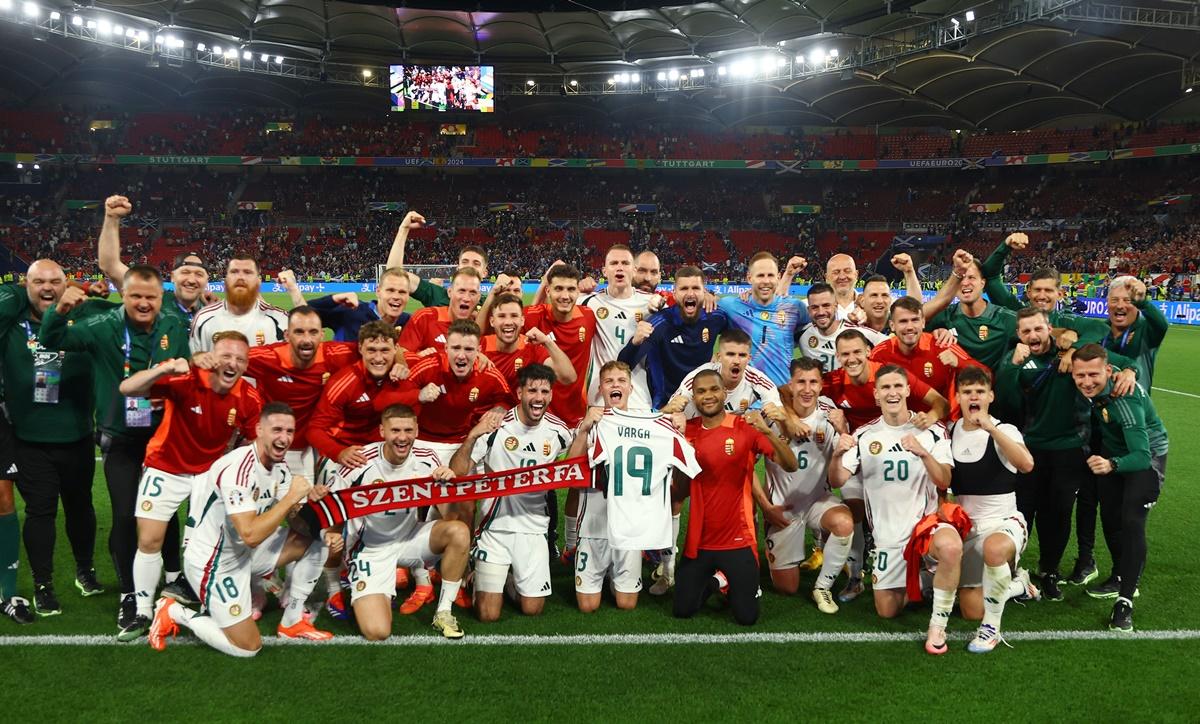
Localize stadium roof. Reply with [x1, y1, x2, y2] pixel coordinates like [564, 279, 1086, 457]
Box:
[0, 0, 1198, 129]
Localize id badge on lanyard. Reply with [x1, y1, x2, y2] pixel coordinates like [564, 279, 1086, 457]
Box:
[123, 327, 153, 427]
[25, 321, 61, 405]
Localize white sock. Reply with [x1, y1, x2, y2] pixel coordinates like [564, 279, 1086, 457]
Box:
[816, 533, 853, 590]
[281, 541, 325, 627]
[164, 570, 180, 585]
[565, 516, 578, 550]
[133, 549, 163, 617]
[170, 601, 256, 657]
[930, 587, 955, 630]
[661, 514, 681, 579]
[437, 578, 462, 613]
[983, 564, 1012, 629]
[413, 567, 431, 587]
[1007, 577, 1027, 599]
[323, 566, 342, 596]
[846, 522, 865, 580]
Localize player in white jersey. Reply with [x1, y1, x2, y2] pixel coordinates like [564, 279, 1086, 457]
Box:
[762, 358, 856, 614]
[148, 403, 335, 656]
[566, 360, 699, 613]
[665, 329, 782, 418]
[830, 364, 953, 619]
[797, 282, 888, 371]
[190, 256, 287, 353]
[579, 245, 658, 410]
[330, 404, 472, 640]
[449, 364, 572, 622]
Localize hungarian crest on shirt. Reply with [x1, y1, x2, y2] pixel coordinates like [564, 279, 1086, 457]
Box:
[160, 334, 169, 350]
[255, 331, 266, 346]
[596, 307, 609, 320]
[505, 436, 519, 451]
[226, 408, 237, 427]
[469, 387, 479, 402]
[1101, 407, 1110, 423]
[577, 327, 586, 342]
[724, 437, 734, 455]
[514, 357, 524, 371]
[869, 441, 883, 455]
[977, 325, 989, 341]
[923, 361, 934, 377]
[701, 328, 710, 344]
[808, 335, 819, 348]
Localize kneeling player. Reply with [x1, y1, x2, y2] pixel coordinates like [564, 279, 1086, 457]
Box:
[941, 367, 1034, 653]
[148, 403, 334, 656]
[335, 405, 471, 640]
[449, 364, 572, 622]
[763, 359, 855, 613]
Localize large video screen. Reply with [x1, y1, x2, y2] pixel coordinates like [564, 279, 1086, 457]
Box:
[390, 65, 495, 113]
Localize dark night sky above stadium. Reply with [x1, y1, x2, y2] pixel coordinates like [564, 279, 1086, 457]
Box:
[343, 0, 706, 10]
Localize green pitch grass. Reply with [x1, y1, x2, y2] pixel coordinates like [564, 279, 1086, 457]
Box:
[4, 293, 1198, 722]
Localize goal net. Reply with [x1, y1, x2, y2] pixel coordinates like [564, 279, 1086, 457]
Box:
[377, 263, 459, 283]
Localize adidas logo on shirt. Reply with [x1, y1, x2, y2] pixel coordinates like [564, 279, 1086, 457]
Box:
[277, 375, 295, 383]
[435, 334, 446, 343]
[190, 405, 203, 415]
[1023, 360, 1039, 370]
[670, 335, 685, 344]
[523, 443, 536, 452]
[887, 442, 905, 453]
[356, 393, 370, 403]
[615, 311, 627, 320]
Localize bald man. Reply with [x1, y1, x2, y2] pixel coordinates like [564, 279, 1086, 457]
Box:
[0, 261, 112, 619]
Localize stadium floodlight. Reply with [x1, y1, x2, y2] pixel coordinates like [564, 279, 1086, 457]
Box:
[951, 17, 961, 27]
[526, 78, 535, 86]
[717, 65, 726, 76]
[274, 55, 283, 63]
[776, 56, 786, 67]
[113, 24, 123, 35]
[85, 19, 95, 28]
[223, 48, 236, 58]
[137, 30, 148, 41]
[125, 28, 135, 38]
[70, 14, 81, 25]
[361, 68, 372, 78]
[196, 42, 206, 51]
[49, 10, 59, 19]
[667, 68, 679, 80]
[260, 53, 268, 62]
[154, 33, 162, 44]
[569, 79, 578, 87]
[618, 73, 628, 83]
[242, 50, 251, 60]
[679, 73, 688, 81]
[694, 69, 704, 77]
[211, 44, 221, 54]
[0, 0, 11, 11]
[15, 163, 22, 169]
[1188, 87, 1195, 94]
[965, 10, 975, 21]
[631, 73, 640, 83]
[22, 2, 37, 18]
[33, 163, 39, 169]
[656, 71, 666, 81]
[830, 48, 839, 58]
[810, 48, 825, 64]
[97, 19, 112, 34]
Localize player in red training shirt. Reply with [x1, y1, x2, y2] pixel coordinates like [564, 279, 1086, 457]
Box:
[675, 368, 798, 626]
[397, 267, 483, 354]
[119, 331, 262, 629]
[869, 296, 986, 419]
[480, 293, 576, 389]
[247, 306, 359, 481]
[519, 263, 596, 428]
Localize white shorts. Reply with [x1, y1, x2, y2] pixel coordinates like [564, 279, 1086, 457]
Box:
[285, 447, 316, 484]
[960, 516, 1028, 588]
[765, 496, 846, 570]
[575, 537, 642, 595]
[346, 522, 438, 602]
[135, 467, 197, 522]
[839, 477, 863, 502]
[871, 528, 945, 591]
[183, 528, 286, 628]
[473, 529, 551, 598]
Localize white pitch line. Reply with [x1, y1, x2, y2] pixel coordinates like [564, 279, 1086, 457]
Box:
[1, 630, 1197, 647]
[1153, 386, 1200, 399]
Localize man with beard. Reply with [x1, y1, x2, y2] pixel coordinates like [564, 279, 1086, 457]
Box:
[98, 195, 210, 326]
[995, 308, 1138, 601]
[190, 256, 287, 354]
[798, 282, 887, 372]
[0, 261, 104, 621]
[674, 370, 797, 626]
[398, 267, 483, 354]
[120, 332, 266, 636]
[926, 258, 1018, 372]
[717, 253, 808, 387]
[39, 266, 191, 639]
[481, 293, 576, 388]
[278, 267, 411, 342]
[148, 403, 337, 655]
[618, 266, 730, 410]
[580, 245, 659, 410]
[856, 275, 897, 335]
[449, 364, 572, 622]
[1071, 345, 1168, 632]
[830, 365, 954, 621]
[632, 251, 663, 295]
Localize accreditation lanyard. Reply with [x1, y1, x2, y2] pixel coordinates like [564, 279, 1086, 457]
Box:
[123, 326, 152, 427]
[24, 320, 61, 404]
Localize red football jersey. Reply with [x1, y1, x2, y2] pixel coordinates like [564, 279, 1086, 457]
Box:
[307, 361, 420, 459]
[683, 415, 775, 558]
[822, 361, 937, 431]
[389, 353, 516, 443]
[869, 333, 986, 419]
[398, 306, 452, 354]
[143, 368, 263, 475]
[246, 341, 359, 450]
[481, 334, 550, 389]
[522, 303, 596, 427]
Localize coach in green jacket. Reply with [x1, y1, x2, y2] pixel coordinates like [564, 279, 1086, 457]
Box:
[1071, 343, 1168, 633]
[39, 265, 190, 640]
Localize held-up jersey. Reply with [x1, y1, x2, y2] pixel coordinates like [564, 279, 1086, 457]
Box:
[331, 442, 442, 549]
[190, 299, 288, 353]
[580, 290, 655, 410]
[470, 408, 573, 535]
[583, 408, 700, 550]
[798, 321, 889, 372]
[840, 413, 953, 549]
[186, 444, 291, 565]
[674, 362, 781, 417]
[764, 405, 838, 515]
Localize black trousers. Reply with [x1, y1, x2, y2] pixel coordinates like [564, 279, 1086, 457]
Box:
[100, 434, 179, 594]
[1074, 428, 1104, 562]
[1016, 447, 1089, 576]
[1097, 454, 1165, 600]
[673, 547, 759, 626]
[13, 436, 96, 583]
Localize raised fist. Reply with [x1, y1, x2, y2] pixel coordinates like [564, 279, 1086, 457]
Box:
[105, 195, 132, 219]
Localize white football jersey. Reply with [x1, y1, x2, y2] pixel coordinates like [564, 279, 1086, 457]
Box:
[841, 413, 953, 548]
[470, 408, 573, 535]
[187, 444, 291, 564]
[330, 443, 442, 549]
[764, 404, 838, 515]
[584, 408, 700, 550]
[675, 362, 781, 418]
[798, 321, 889, 372]
[190, 298, 288, 353]
[580, 290, 654, 410]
